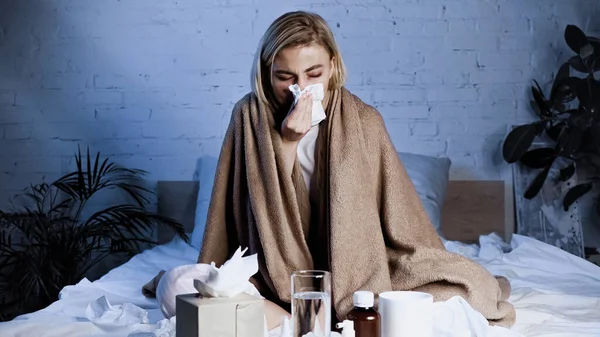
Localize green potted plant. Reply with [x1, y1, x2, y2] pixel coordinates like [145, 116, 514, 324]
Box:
[502, 24, 600, 213]
[0, 146, 188, 321]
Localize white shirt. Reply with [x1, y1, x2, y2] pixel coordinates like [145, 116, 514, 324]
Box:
[297, 124, 321, 191]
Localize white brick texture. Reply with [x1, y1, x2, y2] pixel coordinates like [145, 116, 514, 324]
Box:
[0, 0, 597, 208]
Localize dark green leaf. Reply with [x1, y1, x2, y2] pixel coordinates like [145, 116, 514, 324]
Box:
[589, 38, 600, 72]
[503, 124, 540, 163]
[519, 147, 556, 169]
[574, 79, 600, 114]
[547, 122, 565, 141]
[524, 164, 552, 199]
[567, 110, 593, 129]
[553, 101, 567, 113]
[580, 43, 595, 59]
[568, 55, 588, 72]
[533, 80, 545, 99]
[531, 86, 551, 116]
[564, 25, 590, 56]
[552, 77, 580, 104]
[556, 126, 584, 156]
[530, 100, 543, 118]
[563, 182, 593, 210]
[581, 127, 600, 154]
[558, 163, 576, 181]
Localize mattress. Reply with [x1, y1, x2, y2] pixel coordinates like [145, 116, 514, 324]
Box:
[0, 233, 599, 337]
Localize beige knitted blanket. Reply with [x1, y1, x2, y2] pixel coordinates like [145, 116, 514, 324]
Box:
[196, 87, 516, 327]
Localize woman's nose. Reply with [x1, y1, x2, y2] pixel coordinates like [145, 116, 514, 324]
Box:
[296, 79, 307, 91]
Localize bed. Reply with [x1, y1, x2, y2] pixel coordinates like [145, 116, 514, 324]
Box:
[1, 153, 599, 337]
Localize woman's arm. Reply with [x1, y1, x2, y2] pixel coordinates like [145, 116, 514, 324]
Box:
[280, 140, 300, 176]
[264, 299, 291, 330]
[280, 92, 312, 175]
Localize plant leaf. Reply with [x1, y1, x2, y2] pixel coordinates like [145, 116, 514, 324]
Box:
[524, 164, 552, 199]
[558, 163, 576, 181]
[563, 182, 593, 211]
[519, 147, 556, 169]
[556, 127, 584, 156]
[547, 122, 566, 141]
[567, 109, 593, 129]
[564, 24, 590, 56]
[552, 76, 580, 104]
[580, 43, 595, 59]
[568, 55, 588, 72]
[530, 100, 543, 118]
[531, 86, 551, 116]
[503, 123, 540, 163]
[573, 77, 600, 111]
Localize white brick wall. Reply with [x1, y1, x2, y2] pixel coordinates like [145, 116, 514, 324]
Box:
[0, 0, 597, 209]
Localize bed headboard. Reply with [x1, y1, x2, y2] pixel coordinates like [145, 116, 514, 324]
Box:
[440, 180, 509, 243]
[156, 180, 511, 245]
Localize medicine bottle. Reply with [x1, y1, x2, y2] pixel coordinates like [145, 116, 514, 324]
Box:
[346, 291, 380, 337]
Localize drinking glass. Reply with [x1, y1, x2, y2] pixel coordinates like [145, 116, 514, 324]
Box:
[291, 270, 331, 337]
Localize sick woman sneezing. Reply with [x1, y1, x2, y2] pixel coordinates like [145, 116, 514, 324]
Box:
[197, 11, 516, 330]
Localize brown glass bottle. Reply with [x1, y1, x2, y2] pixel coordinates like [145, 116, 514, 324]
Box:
[346, 291, 380, 337]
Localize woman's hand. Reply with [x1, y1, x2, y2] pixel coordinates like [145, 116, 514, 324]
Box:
[280, 92, 313, 175]
[281, 92, 312, 143]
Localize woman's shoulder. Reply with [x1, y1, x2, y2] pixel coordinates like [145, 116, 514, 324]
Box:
[227, 92, 258, 121]
[341, 87, 386, 131]
[232, 92, 256, 111]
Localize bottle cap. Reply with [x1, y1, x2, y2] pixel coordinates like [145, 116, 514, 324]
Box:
[353, 290, 374, 308]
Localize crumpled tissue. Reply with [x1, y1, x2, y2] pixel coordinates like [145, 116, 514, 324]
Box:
[128, 317, 177, 337]
[85, 295, 149, 326]
[156, 246, 262, 319]
[288, 83, 326, 126]
[432, 296, 523, 337]
[161, 246, 267, 337]
[193, 246, 261, 298]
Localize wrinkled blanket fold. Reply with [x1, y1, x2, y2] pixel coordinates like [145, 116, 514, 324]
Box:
[155, 87, 515, 326]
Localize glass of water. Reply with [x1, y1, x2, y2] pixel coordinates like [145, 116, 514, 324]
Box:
[291, 270, 331, 337]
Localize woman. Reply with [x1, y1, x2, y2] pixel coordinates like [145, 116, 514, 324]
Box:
[198, 10, 515, 330]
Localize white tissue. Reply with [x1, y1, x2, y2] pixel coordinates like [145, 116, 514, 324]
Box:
[156, 264, 209, 319]
[156, 247, 262, 319]
[432, 296, 522, 337]
[194, 246, 260, 298]
[155, 246, 267, 337]
[85, 295, 149, 326]
[128, 317, 177, 337]
[279, 316, 292, 336]
[288, 83, 327, 126]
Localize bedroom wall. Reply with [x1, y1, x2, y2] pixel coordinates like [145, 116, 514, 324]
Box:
[0, 1, 596, 208]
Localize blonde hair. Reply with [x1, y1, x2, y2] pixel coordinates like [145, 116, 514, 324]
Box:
[250, 11, 347, 109]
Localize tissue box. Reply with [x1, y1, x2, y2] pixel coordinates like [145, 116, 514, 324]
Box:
[176, 292, 265, 337]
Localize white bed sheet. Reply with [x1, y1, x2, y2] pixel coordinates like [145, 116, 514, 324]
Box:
[1, 233, 599, 337]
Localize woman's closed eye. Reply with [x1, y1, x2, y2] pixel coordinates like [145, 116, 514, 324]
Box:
[276, 73, 321, 81]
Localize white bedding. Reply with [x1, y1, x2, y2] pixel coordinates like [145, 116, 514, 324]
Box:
[1, 233, 599, 337]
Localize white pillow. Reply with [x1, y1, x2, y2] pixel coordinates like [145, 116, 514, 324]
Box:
[398, 152, 451, 237]
[190, 152, 451, 248]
